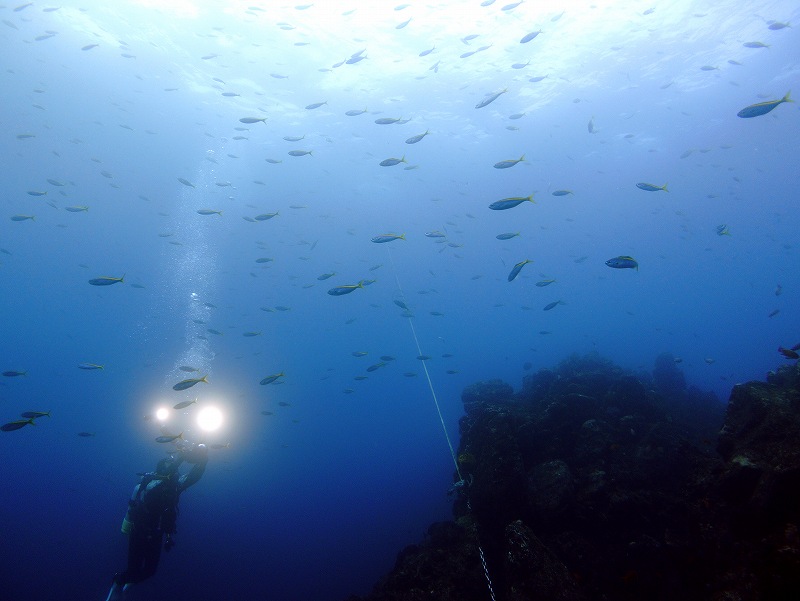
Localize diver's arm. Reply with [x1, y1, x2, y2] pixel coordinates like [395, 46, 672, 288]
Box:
[178, 444, 208, 492]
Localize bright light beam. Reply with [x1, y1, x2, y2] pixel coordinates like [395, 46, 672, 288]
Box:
[197, 406, 223, 431]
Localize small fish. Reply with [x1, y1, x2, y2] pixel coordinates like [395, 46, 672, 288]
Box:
[737, 91, 792, 118]
[27, 190, 47, 196]
[261, 411, 275, 416]
[82, 44, 99, 51]
[778, 346, 800, 360]
[417, 355, 431, 361]
[317, 272, 336, 280]
[775, 284, 783, 296]
[21, 411, 50, 419]
[419, 46, 435, 57]
[283, 135, 305, 142]
[700, 65, 718, 71]
[207, 328, 223, 335]
[425, 231, 447, 238]
[255, 258, 273, 264]
[405, 130, 430, 144]
[543, 300, 563, 311]
[242, 331, 262, 337]
[496, 232, 520, 240]
[254, 212, 279, 221]
[156, 433, 183, 443]
[328, 281, 365, 296]
[78, 431, 96, 437]
[375, 117, 402, 125]
[380, 356, 396, 362]
[209, 443, 231, 450]
[352, 351, 368, 357]
[1, 419, 35, 432]
[172, 375, 208, 391]
[239, 117, 267, 124]
[345, 108, 368, 116]
[177, 177, 195, 187]
[179, 366, 199, 372]
[493, 155, 525, 169]
[489, 195, 534, 210]
[716, 225, 731, 236]
[605, 256, 639, 270]
[520, 30, 542, 44]
[288, 150, 313, 156]
[260, 372, 285, 385]
[587, 116, 596, 133]
[3, 370, 27, 377]
[743, 41, 769, 48]
[767, 21, 790, 30]
[197, 209, 222, 216]
[393, 299, 409, 310]
[475, 89, 507, 109]
[65, 206, 89, 212]
[305, 101, 327, 110]
[78, 363, 104, 370]
[88, 275, 124, 286]
[371, 233, 405, 243]
[366, 362, 387, 372]
[173, 399, 197, 410]
[535, 279, 556, 287]
[11, 215, 35, 221]
[636, 182, 668, 192]
[508, 259, 533, 282]
[379, 156, 407, 167]
[552, 190, 574, 196]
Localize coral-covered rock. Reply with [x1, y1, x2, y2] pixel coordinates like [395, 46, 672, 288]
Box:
[349, 355, 800, 601]
[503, 520, 584, 601]
[461, 379, 514, 417]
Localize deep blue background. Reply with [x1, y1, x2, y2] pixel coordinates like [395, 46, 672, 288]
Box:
[1, 1, 798, 600]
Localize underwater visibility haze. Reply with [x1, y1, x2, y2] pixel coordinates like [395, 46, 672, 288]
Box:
[1, 0, 798, 599]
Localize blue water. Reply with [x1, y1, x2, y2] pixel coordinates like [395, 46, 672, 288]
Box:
[1, 1, 798, 599]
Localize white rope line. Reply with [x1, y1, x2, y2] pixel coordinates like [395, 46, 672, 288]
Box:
[386, 247, 462, 481]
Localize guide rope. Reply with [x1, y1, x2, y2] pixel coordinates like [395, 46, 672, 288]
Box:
[387, 248, 496, 601]
[386, 247, 462, 481]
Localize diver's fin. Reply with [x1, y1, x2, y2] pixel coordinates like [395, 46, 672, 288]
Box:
[104, 582, 123, 601]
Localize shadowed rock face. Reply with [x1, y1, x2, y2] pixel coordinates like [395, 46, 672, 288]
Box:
[348, 356, 800, 601]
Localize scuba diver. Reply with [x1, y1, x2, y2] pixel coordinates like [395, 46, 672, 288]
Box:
[105, 440, 208, 600]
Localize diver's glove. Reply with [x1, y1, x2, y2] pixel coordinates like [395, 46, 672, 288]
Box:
[164, 534, 175, 552]
[183, 443, 209, 465]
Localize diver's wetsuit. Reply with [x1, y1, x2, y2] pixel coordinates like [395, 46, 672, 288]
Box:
[113, 455, 206, 587]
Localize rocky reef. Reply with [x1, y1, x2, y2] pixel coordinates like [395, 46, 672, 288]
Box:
[348, 354, 800, 601]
